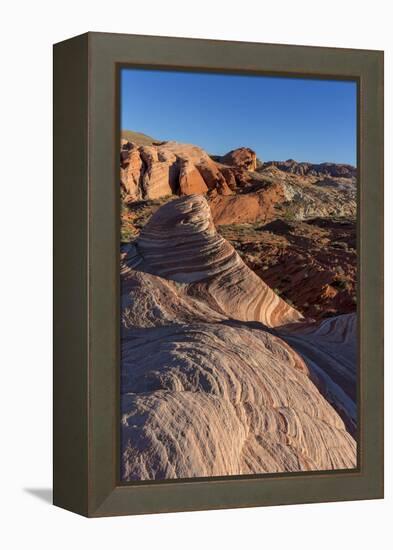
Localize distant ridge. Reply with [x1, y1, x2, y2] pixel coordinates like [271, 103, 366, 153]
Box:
[262, 159, 356, 179]
[121, 129, 156, 146]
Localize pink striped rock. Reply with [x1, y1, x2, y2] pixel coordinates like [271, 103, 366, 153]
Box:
[120, 195, 357, 480]
[127, 194, 302, 327]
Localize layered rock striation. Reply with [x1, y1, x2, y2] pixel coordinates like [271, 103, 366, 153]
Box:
[219, 216, 357, 320]
[123, 195, 302, 327]
[278, 313, 357, 436]
[120, 195, 357, 481]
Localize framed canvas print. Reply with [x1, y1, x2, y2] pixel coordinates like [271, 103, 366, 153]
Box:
[53, 32, 384, 517]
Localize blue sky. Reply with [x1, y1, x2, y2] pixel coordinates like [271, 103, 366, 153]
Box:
[121, 68, 357, 165]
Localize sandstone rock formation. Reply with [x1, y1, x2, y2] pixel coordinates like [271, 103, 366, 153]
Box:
[120, 195, 357, 481]
[209, 179, 285, 225]
[278, 313, 357, 436]
[253, 164, 356, 221]
[120, 140, 235, 202]
[219, 216, 357, 320]
[215, 147, 258, 171]
[121, 137, 357, 225]
[120, 135, 357, 323]
[124, 195, 302, 327]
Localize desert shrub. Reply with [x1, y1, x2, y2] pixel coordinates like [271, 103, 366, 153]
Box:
[282, 205, 298, 221]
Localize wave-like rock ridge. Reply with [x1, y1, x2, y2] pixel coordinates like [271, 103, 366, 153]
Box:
[125, 195, 303, 327]
[120, 194, 357, 480]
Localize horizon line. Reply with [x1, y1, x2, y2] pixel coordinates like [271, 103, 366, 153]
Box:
[121, 128, 357, 168]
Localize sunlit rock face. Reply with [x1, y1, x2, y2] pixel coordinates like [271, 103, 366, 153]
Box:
[121, 139, 357, 226]
[120, 195, 357, 481]
[217, 147, 258, 171]
[120, 140, 234, 202]
[125, 195, 302, 326]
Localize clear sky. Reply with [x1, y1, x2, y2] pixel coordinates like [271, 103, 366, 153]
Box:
[120, 68, 357, 165]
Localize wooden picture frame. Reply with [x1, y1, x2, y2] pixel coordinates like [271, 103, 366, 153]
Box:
[53, 32, 384, 517]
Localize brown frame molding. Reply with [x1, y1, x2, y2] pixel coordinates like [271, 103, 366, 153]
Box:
[53, 32, 383, 517]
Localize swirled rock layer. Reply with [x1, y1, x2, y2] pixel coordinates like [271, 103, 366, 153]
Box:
[120, 195, 357, 481]
[278, 313, 357, 436]
[126, 195, 303, 327]
[121, 323, 355, 480]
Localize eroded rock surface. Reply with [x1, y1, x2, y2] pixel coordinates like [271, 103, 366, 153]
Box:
[215, 147, 258, 171]
[120, 195, 357, 481]
[121, 140, 234, 202]
[123, 195, 302, 327]
[278, 313, 357, 436]
[121, 138, 357, 226]
[263, 159, 356, 179]
[219, 217, 357, 320]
